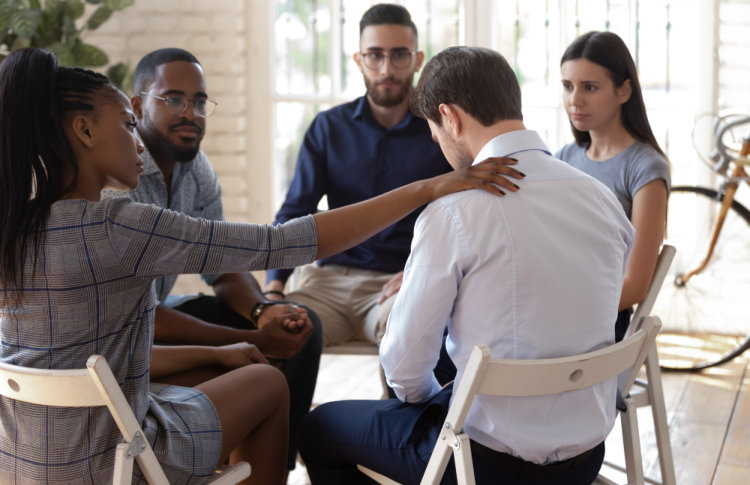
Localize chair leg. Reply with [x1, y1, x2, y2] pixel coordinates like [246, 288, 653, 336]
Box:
[644, 347, 677, 485]
[112, 442, 134, 485]
[621, 396, 645, 485]
[454, 434, 476, 485]
[421, 431, 455, 485]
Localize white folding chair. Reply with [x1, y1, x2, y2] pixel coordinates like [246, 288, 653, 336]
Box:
[359, 316, 662, 485]
[0, 355, 251, 485]
[596, 245, 677, 485]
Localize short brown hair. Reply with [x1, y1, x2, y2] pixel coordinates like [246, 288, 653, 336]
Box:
[360, 3, 417, 37]
[410, 46, 522, 126]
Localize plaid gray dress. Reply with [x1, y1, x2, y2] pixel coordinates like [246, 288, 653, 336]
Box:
[0, 197, 318, 484]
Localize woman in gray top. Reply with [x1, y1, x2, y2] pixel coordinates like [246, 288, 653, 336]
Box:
[0, 48, 521, 484]
[556, 31, 670, 341]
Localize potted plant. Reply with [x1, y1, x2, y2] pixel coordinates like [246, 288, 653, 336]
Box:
[0, 0, 134, 88]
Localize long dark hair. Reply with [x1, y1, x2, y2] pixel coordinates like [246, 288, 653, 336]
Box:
[0, 48, 109, 304]
[561, 31, 666, 157]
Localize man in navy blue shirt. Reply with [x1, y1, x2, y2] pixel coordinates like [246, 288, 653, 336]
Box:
[264, 4, 451, 347]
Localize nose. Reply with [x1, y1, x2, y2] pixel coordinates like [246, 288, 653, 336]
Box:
[378, 57, 394, 76]
[568, 87, 583, 107]
[136, 138, 145, 154]
[181, 102, 199, 121]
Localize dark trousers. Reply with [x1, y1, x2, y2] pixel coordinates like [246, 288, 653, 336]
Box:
[299, 384, 605, 485]
[173, 295, 322, 470]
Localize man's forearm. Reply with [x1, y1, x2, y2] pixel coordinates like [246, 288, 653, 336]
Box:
[211, 272, 266, 321]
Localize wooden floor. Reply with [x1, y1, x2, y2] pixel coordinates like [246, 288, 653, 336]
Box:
[288, 332, 750, 485]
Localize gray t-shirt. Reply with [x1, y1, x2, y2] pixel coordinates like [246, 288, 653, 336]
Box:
[555, 141, 670, 218]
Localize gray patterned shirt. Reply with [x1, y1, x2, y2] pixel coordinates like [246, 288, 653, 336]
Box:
[0, 197, 317, 483]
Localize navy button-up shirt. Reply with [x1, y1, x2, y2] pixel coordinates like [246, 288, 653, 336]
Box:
[268, 95, 450, 283]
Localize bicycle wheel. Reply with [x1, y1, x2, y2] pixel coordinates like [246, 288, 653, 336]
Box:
[652, 185, 750, 370]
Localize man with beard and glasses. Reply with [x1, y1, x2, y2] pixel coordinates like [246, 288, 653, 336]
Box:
[265, 4, 453, 350]
[102, 47, 322, 474]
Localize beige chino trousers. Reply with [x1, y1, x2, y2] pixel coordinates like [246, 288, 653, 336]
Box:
[286, 264, 398, 347]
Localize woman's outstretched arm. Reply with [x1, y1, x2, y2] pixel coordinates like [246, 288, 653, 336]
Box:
[314, 157, 523, 259]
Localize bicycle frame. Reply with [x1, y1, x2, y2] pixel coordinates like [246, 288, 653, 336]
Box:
[677, 137, 750, 285]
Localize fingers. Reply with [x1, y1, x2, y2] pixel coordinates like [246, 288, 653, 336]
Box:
[474, 157, 525, 180]
[249, 347, 269, 364]
[468, 157, 525, 197]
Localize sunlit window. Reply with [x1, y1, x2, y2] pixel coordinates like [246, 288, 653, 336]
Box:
[270, 0, 713, 208]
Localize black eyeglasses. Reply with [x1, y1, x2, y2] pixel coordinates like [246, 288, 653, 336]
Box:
[359, 50, 417, 70]
[139, 92, 217, 118]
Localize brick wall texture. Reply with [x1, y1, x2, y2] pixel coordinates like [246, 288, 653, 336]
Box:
[87, 0, 255, 224]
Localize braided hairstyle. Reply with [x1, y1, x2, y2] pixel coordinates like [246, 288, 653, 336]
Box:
[0, 47, 111, 304]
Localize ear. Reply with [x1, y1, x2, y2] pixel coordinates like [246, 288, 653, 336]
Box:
[414, 50, 425, 72]
[618, 79, 632, 104]
[131, 94, 143, 119]
[70, 114, 95, 148]
[438, 103, 462, 137]
[353, 51, 365, 73]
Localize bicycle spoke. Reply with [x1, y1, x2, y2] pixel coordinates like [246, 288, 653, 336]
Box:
[652, 186, 750, 370]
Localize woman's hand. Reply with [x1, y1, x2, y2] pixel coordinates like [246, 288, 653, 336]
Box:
[214, 342, 268, 367]
[424, 156, 524, 202]
[314, 157, 524, 260]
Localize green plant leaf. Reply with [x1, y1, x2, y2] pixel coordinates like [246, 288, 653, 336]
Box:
[85, 0, 105, 4]
[72, 40, 108, 66]
[106, 60, 133, 91]
[36, 8, 63, 46]
[62, 12, 76, 38]
[10, 9, 41, 38]
[64, 0, 85, 20]
[105, 0, 133, 12]
[48, 40, 73, 65]
[10, 34, 31, 50]
[86, 5, 111, 30]
[0, 2, 16, 27]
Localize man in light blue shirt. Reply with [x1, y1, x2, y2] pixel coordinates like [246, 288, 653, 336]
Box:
[299, 46, 634, 484]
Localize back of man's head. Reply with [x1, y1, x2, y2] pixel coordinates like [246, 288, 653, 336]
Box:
[133, 48, 201, 94]
[360, 3, 417, 37]
[411, 46, 523, 127]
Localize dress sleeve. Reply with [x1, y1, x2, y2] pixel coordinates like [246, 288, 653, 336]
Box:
[105, 198, 318, 279]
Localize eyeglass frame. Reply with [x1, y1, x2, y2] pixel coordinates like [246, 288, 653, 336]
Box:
[138, 91, 218, 118]
[358, 49, 418, 70]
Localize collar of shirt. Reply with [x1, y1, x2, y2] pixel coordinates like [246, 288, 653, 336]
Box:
[473, 130, 552, 166]
[140, 146, 162, 177]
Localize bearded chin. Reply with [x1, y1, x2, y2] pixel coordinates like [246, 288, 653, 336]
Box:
[169, 145, 200, 162]
[366, 74, 414, 108]
[368, 85, 408, 107]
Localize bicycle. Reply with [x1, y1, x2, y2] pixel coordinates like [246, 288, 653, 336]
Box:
[652, 110, 750, 371]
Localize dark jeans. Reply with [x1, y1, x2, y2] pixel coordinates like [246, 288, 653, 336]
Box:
[173, 295, 322, 470]
[299, 384, 605, 485]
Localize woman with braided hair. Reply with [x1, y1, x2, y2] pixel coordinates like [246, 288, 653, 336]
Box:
[0, 48, 521, 484]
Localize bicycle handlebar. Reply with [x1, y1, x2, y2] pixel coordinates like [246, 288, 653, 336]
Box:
[709, 110, 750, 174]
